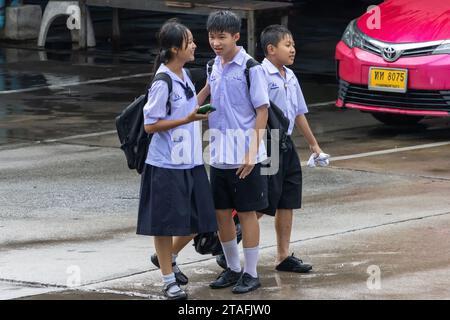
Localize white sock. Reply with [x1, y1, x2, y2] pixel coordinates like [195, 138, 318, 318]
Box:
[172, 254, 180, 273]
[243, 246, 259, 278]
[162, 273, 180, 294]
[221, 238, 241, 273]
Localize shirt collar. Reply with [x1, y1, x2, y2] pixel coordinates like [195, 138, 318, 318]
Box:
[158, 64, 188, 85]
[215, 46, 247, 67]
[262, 58, 295, 82]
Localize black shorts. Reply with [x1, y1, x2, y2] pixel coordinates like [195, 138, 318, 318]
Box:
[137, 164, 217, 236]
[259, 138, 302, 216]
[210, 163, 268, 212]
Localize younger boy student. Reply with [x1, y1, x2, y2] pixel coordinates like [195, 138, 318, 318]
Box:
[258, 24, 326, 273]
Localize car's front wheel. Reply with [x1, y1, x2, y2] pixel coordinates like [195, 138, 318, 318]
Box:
[371, 113, 424, 126]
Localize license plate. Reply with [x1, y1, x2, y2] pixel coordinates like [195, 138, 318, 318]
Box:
[368, 67, 408, 93]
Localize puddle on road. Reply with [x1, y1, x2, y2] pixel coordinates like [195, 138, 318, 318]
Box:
[0, 47, 91, 91]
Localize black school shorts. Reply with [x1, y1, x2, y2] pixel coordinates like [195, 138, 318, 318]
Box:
[210, 163, 269, 212]
[259, 138, 302, 216]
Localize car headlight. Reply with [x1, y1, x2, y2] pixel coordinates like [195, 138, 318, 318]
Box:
[433, 40, 450, 54]
[342, 20, 365, 49]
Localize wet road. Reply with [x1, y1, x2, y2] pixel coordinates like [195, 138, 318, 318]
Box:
[1, 1, 449, 300]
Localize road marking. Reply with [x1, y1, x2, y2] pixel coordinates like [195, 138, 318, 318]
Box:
[0, 73, 152, 95]
[329, 141, 450, 162]
[300, 141, 450, 166]
[43, 130, 117, 143]
[309, 100, 336, 107]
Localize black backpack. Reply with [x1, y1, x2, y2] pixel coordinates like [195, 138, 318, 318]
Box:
[115, 69, 192, 174]
[193, 213, 242, 255]
[207, 59, 290, 155]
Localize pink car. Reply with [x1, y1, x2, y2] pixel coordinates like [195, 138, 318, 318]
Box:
[335, 0, 450, 125]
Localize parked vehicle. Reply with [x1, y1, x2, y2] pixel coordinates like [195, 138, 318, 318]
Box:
[335, 0, 450, 125]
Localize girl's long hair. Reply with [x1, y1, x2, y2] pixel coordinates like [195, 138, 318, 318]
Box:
[150, 19, 190, 83]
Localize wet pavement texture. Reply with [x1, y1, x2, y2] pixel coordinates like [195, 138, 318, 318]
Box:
[1, 0, 449, 300]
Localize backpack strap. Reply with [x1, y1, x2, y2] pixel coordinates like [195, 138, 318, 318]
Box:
[244, 58, 260, 91]
[151, 72, 173, 115]
[206, 59, 215, 81]
[244, 58, 262, 115]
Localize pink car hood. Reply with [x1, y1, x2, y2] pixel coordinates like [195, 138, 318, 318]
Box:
[357, 0, 450, 43]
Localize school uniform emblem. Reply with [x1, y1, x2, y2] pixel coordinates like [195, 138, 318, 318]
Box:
[171, 92, 183, 102]
[232, 74, 244, 81]
[269, 82, 279, 90]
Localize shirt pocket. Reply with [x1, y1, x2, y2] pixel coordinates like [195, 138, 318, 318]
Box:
[224, 74, 248, 106]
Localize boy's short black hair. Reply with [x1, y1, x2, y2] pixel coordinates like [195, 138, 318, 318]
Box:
[260, 24, 293, 55]
[206, 10, 241, 34]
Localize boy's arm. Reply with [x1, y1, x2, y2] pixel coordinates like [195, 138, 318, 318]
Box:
[294, 114, 322, 155]
[237, 104, 269, 179]
[253, 104, 269, 153]
[292, 75, 323, 155]
[236, 66, 270, 179]
[197, 82, 210, 106]
[198, 61, 213, 106]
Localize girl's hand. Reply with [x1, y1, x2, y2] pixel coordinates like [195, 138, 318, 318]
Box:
[185, 106, 210, 123]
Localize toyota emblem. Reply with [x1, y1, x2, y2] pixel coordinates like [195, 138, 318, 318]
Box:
[382, 47, 399, 62]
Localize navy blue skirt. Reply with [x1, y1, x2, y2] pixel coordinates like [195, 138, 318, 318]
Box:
[137, 164, 218, 236]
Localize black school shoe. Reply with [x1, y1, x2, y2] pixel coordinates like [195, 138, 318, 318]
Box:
[151, 253, 189, 285]
[275, 253, 313, 273]
[163, 282, 188, 300]
[232, 273, 261, 294]
[209, 268, 242, 289]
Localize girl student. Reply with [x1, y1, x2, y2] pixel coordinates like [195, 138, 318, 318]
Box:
[137, 19, 217, 300]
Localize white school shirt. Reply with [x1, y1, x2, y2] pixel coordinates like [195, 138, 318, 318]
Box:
[143, 64, 203, 169]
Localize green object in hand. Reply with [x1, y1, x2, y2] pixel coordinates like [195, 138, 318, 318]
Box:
[197, 104, 216, 114]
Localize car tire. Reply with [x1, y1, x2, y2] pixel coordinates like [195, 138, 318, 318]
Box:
[371, 113, 424, 126]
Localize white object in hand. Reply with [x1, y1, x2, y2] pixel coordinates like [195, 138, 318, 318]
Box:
[307, 152, 330, 168]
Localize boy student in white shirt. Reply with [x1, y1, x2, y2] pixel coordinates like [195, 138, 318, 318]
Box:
[216, 24, 326, 274]
[202, 10, 270, 294]
[257, 24, 325, 273]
